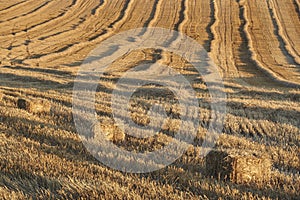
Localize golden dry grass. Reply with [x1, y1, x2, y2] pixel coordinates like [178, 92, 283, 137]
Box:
[0, 0, 299, 199]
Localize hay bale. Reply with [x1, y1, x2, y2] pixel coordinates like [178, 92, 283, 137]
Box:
[94, 122, 125, 142]
[205, 150, 271, 184]
[17, 98, 51, 113]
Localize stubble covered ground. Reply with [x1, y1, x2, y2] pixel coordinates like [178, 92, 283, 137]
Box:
[0, 0, 299, 199]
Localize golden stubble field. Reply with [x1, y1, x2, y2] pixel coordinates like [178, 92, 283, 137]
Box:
[0, 0, 299, 199]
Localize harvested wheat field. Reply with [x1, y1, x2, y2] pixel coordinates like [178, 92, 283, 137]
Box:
[0, 0, 299, 199]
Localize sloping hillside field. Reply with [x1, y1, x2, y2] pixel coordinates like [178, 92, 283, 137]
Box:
[0, 0, 299, 199]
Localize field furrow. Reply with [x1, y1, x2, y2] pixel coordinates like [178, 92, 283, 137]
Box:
[294, 0, 300, 15]
[2, 0, 130, 67]
[180, 0, 213, 51]
[0, 0, 75, 36]
[146, 0, 182, 31]
[174, 0, 187, 32]
[209, 0, 240, 79]
[0, 0, 52, 23]
[270, 0, 300, 64]
[265, 0, 299, 65]
[229, 0, 285, 88]
[240, 0, 300, 87]
[0, 0, 34, 15]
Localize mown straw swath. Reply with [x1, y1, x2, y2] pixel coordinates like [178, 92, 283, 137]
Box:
[17, 98, 51, 114]
[205, 150, 272, 184]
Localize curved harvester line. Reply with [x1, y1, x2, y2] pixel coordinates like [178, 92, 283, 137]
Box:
[209, 0, 240, 79]
[0, 0, 86, 38]
[232, 0, 283, 88]
[0, 0, 77, 37]
[0, 0, 85, 60]
[141, 0, 160, 28]
[36, 0, 106, 41]
[160, 0, 187, 48]
[107, 0, 132, 29]
[162, 0, 188, 65]
[204, 0, 216, 52]
[224, 0, 240, 78]
[208, 0, 220, 73]
[3, 0, 107, 61]
[0, 0, 52, 24]
[88, 0, 133, 41]
[179, 0, 219, 60]
[91, 0, 104, 15]
[267, 0, 299, 64]
[149, 0, 186, 52]
[182, 0, 209, 42]
[0, 0, 28, 13]
[148, 0, 163, 28]
[175, 0, 188, 32]
[149, 0, 178, 30]
[240, 1, 300, 88]
[294, 0, 300, 15]
[114, 0, 161, 36]
[42, 0, 156, 65]
[137, 0, 178, 62]
[63, 0, 157, 68]
[269, 0, 300, 64]
[25, 0, 136, 64]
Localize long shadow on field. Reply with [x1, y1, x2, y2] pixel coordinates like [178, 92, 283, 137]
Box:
[0, 115, 98, 164]
[226, 101, 299, 128]
[203, 0, 216, 53]
[0, 71, 72, 89]
[73, 72, 299, 198]
[2, 65, 73, 77]
[1, 51, 298, 199]
[233, 0, 294, 88]
[138, 158, 297, 199]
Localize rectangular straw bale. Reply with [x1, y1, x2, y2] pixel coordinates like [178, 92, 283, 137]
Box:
[206, 150, 271, 184]
[17, 98, 51, 114]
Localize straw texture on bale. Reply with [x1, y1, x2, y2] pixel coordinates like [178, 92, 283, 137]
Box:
[205, 150, 272, 184]
[17, 98, 51, 113]
[93, 122, 125, 142]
